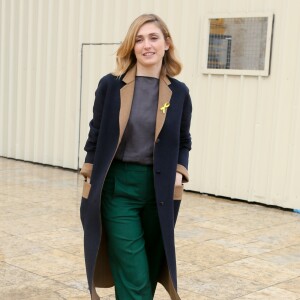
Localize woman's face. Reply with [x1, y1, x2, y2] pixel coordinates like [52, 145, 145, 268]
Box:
[134, 22, 169, 72]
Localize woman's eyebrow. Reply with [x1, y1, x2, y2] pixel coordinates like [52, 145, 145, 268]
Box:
[136, 32, 160, 37]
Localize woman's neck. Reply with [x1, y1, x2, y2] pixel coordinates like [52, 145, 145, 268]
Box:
[136, 63, 162, 78]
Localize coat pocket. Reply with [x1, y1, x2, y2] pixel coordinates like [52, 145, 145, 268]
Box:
[82, 181, 91, 199]
[173, 184, 184, 200]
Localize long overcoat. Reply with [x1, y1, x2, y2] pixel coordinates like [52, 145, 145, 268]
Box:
[80, 66, 192, 300]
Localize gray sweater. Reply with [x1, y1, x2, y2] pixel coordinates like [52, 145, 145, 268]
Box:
[115, 76, 159, 165]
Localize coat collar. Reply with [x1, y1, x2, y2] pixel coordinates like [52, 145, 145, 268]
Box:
[119, 65, 173, 145]
[122, 65, 171, 86]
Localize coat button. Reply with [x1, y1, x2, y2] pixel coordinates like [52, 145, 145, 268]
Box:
[156, 138, 160, 143]
[155, 170, 161, 174]
[159, 201, 164, 206]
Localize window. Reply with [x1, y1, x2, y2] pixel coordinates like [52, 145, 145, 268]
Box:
[208, 34, 232, 69]
[202, 14, 274, 76]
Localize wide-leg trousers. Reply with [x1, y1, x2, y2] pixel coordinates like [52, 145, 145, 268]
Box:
[101, 160, 164, 300]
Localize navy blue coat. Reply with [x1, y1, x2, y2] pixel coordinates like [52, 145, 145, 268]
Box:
[80, 66, 192, 300]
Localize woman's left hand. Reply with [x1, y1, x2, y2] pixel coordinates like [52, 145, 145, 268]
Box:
[175, 172, 183, 186]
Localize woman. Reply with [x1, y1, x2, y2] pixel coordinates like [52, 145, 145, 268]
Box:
[80, 14, 192, 300]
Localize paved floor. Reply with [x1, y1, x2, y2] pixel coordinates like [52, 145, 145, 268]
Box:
[0, 157, 300, 299]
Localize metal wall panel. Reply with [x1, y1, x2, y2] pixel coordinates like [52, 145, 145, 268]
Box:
[1, 0, 300, 209]
[185, 0, 300, 210]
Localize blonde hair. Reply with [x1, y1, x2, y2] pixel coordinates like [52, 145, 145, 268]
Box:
[113, 14, 182, 77]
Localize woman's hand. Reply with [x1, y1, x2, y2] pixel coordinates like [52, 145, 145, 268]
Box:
[175, 172, 183, 186]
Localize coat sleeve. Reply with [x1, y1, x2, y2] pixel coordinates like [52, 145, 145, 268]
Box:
[176, 91, 192, 183]
[80, 77, 108, 179]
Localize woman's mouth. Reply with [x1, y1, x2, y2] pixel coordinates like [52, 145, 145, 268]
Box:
[143, 52, 155, 56]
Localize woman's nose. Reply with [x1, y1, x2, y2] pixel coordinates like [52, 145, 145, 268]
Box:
[143, 39, 151, 48]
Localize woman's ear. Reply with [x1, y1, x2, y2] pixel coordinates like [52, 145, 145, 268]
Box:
[165, 37, 170, 51]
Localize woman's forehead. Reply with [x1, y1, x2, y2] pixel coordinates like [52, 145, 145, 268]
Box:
[136, 22, 163, 36]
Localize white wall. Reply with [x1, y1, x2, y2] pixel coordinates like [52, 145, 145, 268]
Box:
[1, 0, 300, 209]
[186, 0, 300, 210]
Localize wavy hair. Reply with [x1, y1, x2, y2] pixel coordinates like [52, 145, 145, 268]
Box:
[113, 14, 182, 77]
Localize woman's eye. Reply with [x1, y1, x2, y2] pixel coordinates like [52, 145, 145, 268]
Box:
[135, 39, 142, 43]
[151, 36, 158, 40]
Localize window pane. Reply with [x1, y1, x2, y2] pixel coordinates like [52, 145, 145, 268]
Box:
[207, 17, 269, 71]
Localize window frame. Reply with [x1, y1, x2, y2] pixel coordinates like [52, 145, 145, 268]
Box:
[201, 13, 274, 76]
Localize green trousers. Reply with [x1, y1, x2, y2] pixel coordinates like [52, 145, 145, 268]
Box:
[101, 160, 164, 300]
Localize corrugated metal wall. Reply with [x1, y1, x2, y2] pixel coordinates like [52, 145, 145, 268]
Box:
[1, 0, 300, 209]
[186, 0, 300, 210]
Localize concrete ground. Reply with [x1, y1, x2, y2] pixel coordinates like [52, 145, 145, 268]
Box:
[0, 157, 300, 299]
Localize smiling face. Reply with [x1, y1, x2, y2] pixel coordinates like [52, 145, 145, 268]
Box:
[134, 22, 169, 77]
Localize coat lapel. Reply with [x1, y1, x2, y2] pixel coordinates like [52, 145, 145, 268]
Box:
[155, 73, 172, 141]
[119, 67, 136, 144]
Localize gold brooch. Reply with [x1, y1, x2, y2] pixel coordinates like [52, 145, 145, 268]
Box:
[160, 102, 170, 114]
